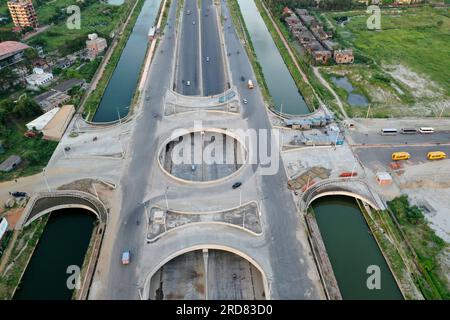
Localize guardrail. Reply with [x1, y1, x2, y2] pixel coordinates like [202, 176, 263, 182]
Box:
[300, 177, 381, 212]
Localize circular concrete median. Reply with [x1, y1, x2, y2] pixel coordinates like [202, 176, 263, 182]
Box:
[158, 128, 248, 183]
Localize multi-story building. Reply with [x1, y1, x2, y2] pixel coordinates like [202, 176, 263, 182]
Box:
[7, 0, 38, 29]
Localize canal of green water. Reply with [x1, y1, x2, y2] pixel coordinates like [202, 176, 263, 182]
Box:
[13, 210, 96, 300]
[312, 196, 403, 300]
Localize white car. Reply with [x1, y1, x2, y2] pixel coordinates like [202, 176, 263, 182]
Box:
[243, 98, 248, 104]
[206, 56, 210, 62]
[186, 80, 191, 86]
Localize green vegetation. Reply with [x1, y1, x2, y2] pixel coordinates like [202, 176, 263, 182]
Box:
[0, 96, 57, 182]
[28, 0, 135, 55]
[386, 195, 449, 299]
[320, 5, 450, 117]
[0, 216, 49, 300]
[83, 0, 145, 121]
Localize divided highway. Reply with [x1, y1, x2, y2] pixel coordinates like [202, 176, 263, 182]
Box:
[175, 0, 201, 95]
[175, 0, 226, 96]
[201, 0, 227, 96]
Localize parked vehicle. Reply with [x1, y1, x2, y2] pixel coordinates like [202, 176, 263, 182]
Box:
[401, 128, 418, 134]
[247, 80, 254, 89]
[427, 151, 446, 160]
[380, 128, 398, 135]
[232, 182, 242, 189]
[419, 127, 435, 134]
[243, 98, 248, 104]
[122, 250, 131, 265]
[24, 131, 36, 138]
[392, 152, 410, 161]
[11, 191, 27, 198]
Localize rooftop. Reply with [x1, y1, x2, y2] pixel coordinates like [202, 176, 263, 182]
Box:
[53, 78, 85, 93]
[0, 41, 29, 61]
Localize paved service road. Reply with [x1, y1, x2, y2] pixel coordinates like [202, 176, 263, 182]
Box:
[201, 0, 226, 96]
[176, 0, 201, 95]
[349, 131, 450, 146]
[354, 145, 450, 169]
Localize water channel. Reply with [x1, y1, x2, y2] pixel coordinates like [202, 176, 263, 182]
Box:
[13, 210, 96, 300]
[236, 0, 310, 115]
[92, 0, 162, 122]
[312, 196, 403, 300]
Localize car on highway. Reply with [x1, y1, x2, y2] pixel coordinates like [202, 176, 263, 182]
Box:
[186, 80, 191, 86]
[232, 182, 242, 189]
[206, 56, 210, 62]
[186, 10, 191, 15]
[192, 21, 196, 25]
[243, 98, 248, 104]
[122, 250, 131, 265]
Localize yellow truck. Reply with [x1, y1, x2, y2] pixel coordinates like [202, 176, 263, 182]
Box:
[427, 151, 447, 160]
[391, 152, 410, 161]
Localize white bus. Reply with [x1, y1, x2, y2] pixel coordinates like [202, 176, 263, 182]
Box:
[380, 128, 398, 135]
[419, 127, 435, 134]
[401, 128, 418, 134]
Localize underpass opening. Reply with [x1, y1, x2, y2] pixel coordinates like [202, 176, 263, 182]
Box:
[148, 249, 266, 300]
[158, 129, 247, 182]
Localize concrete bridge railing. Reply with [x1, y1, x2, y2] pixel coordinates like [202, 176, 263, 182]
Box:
[300, 178, 383, 212]
[17, 190, 108, 229]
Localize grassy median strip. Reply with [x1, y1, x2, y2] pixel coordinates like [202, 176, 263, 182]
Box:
[83, 0, 145, 121]
[227, 0, 273, 107]
[0, 216, 49, 300]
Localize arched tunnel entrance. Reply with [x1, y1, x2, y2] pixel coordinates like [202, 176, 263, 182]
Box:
[148, 249, 266, 300]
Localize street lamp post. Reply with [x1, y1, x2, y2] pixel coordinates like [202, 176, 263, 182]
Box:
[42, 168, 50, 192]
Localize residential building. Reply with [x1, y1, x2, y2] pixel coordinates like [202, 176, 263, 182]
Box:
[34, 90, 70, 112]
[26, 107, 60, 131]
[25, 67, 53, 87]
[86, 33, 107, 60]
[0, 41, 29, 70]
[53, 78, 85, 94]
[333, 49, 354, 64]
[7, 0, 38, 29]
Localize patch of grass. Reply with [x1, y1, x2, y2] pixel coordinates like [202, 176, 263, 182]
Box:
[27, 1, 135, 55]
[325, 6, 450, 96]
[387, 195, 449, 300]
